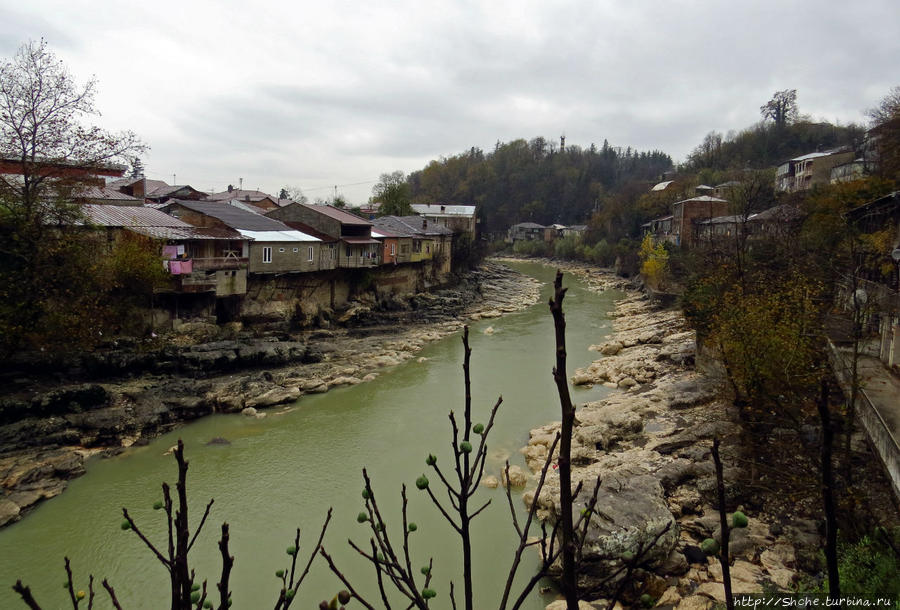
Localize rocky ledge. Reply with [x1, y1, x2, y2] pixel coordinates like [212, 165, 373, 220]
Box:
[0, 261, 542, 528]
[520, 288, 815, 610]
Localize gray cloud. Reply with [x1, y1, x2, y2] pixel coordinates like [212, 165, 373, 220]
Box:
[6, 0, 899, 203]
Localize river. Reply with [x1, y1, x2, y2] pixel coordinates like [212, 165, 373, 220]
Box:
[0, 262, 622, 609]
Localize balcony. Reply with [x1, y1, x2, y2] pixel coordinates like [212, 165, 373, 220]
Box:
[339, 257, 379, 268]
[192, 256, 248, 271]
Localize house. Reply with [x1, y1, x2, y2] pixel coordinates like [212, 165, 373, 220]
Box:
[207, 186, 283, 211]
[266, 203, 381, 268]
[775, 149, 856, 193]
[695, 204, 803, 242]
[107, 177, 209, 203]
[162, 200, 324, 274]
[508, 222, 546, 242]
[830, 159, 867, 184]
[712, 181, 742, 199]
[643, 215, 674, 241]
[410, 203, 477, 237]
[373, 215, 453, 273]
[670, 196, 729, 248]
[79, 204, 248, 297]
[562, 225, 588, 237]
[372, 227, 413, 265]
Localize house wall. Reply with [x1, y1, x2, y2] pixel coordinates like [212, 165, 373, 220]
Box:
[267, 205, 341, 237]
[674, 200, 730, 247]
[248, 241, 322, 274]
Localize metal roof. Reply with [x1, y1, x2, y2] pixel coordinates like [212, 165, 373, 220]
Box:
[341, 236, 381, 245]
[374, 216, 453, 237]
[168, 199, 294, 232]
[130, 226, 242, 240]
[511, 222, 546, 229]
[411, 203, 476, 217]
[80, 204, 242, 240]
[237, 229, 320, 243]
[81, 204, 189, 227]
[76, 186, 142, 202]
[651, 180, 674, 191]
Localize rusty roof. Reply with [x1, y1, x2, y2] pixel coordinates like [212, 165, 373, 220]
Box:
[81, 204, 188, 227]
[296, 203, 372, 226]
[76, 186, 142, 202]
[80, 204, 242, 240]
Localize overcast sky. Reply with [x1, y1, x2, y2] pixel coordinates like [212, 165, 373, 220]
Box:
[3, 0, 898, 203]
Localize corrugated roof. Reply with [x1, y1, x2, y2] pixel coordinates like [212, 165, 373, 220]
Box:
[374, 216, 453, 237]
[651, 180, 674, 191]
[372, 217, 416, 237]
[130, 226, 243, 240]
[411, 203, 476, 217]
[76, 186, 142, 202]
[511, 222, 546, 229]
[237, 229, 320, 243]
[342, 236, 381, 245]
[80, 204, 243, 240]
[168, 199, 293, 232]
[81, 204, 189, 227]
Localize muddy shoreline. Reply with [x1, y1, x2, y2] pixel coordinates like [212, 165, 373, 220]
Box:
[0, 260, 542, 528]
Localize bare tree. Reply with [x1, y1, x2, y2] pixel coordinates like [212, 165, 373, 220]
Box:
[0, 39, 146, 352]
[760, 89, 798, 127]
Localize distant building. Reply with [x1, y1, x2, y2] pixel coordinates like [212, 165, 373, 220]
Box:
[373, 215, 453, 274]
[775, 149, 856, 193]
[670, 196, 729, 247]
[107, 177, 209, 203]
[207, 186, 283, 210]
[830, 159, 867, 184]
[508, 222, 546, 242]
[410, 203, 477, 237]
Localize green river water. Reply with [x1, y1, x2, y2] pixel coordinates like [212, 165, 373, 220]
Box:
[0, 262, 622, 609]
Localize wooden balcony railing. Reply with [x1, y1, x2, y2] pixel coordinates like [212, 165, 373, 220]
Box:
[191, 256, 248, 271]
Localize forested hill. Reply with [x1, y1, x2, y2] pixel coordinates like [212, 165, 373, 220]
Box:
[684, 120, 864, 173]
[407, 138, 673, 232]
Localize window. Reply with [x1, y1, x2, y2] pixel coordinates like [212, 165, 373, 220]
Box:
[345, 246, 351, 258]
[390, 243, 396, 256]
[262, 247, 272, 263]
[293, 247, 299, 253]
[279, 247, 285, 253]
[307, 246, 314, 262]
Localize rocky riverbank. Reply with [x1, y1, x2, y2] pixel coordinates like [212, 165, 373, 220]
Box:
[520, 279, 816, 610]
[0, 261, 541, 528]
